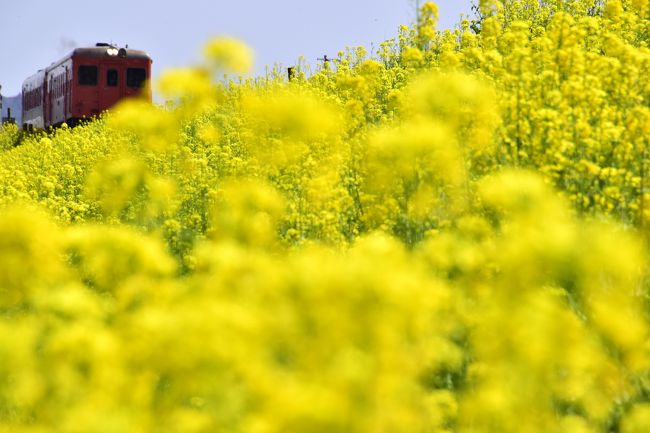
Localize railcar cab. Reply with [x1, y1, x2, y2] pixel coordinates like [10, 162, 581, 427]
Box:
[22, 43, 152, 130]
[70, 44, 152, 122]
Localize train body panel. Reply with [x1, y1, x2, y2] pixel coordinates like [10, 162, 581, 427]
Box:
[22, 70, 46, 129]
[46, 59, 73, 126]
[22, 45, 152, 130]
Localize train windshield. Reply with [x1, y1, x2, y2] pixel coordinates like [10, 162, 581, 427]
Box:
[127, 68, 147, 89]
[78, 65, 98, 86]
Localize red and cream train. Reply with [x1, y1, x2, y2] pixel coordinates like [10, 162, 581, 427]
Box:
[22, 43, 152, 130]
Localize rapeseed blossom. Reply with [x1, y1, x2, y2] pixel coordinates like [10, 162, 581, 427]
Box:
[0, 1, 649, 432]
[203, 36, 254, 74]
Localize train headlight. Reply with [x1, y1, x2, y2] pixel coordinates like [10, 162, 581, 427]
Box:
[107, 48, 119, 56]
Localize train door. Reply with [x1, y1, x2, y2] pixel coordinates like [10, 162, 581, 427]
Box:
[65, 66, 71, 121]
[100, 63, 122, 110]
[44, 74, 52, 127]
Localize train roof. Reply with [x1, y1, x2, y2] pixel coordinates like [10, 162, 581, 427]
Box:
[22, 69, 46, 89]
[71, 47, 151, 60]
[22, 45, 152, 88]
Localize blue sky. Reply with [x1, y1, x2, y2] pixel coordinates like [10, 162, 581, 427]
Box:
[0, 1, 473, 96]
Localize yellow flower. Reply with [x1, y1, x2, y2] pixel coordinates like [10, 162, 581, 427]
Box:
[203, 36, 254, 73]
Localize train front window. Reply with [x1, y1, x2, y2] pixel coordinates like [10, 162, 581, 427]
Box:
[78, 65, 98, 86]
[107, 69, 118, 87]
[127, 68, 146, 89]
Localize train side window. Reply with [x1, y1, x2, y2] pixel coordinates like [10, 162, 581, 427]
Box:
[78, 65, 98, 86]
[126, 68, 146, 88]
[107, 69, 119, 87]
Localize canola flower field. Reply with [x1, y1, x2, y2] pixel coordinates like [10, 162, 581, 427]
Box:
[1, 0, 650, 432]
